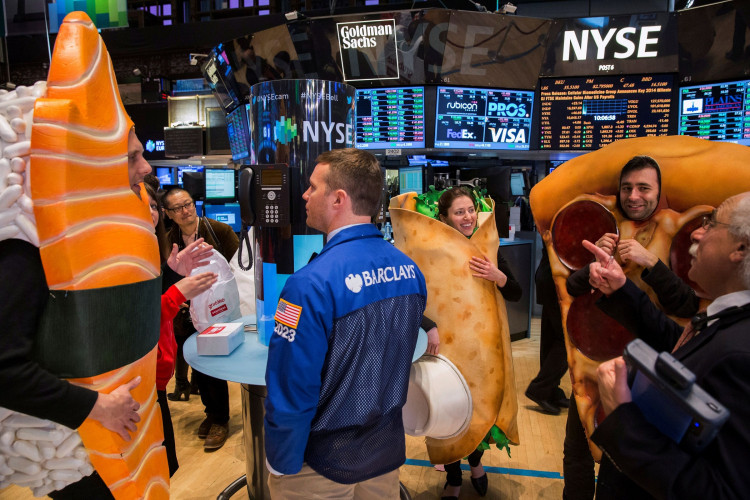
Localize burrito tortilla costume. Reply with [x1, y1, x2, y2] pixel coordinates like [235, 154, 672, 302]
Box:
[390, 194, 519, 465]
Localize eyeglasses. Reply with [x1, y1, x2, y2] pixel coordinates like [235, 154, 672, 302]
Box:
[701, 210, 730, 231]
[165, 201, 195, 213]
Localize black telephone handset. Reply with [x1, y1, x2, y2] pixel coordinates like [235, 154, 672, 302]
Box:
[237, 164, 292, 271]
[238, 167, 255, 271]
[239, 167, 256, 227]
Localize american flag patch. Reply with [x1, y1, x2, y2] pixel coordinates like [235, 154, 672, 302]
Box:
[275, 299, 302, 328]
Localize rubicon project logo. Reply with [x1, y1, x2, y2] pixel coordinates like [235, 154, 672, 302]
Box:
[274, 116, 298, 144]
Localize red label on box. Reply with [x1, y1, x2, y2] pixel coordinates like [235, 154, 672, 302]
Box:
[202, 326, 226, 335]
[210, 304, 228, 317]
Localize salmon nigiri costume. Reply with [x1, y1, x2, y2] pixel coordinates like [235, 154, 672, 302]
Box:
[529, 136, 750, 460]
[0, 12, 169, 498]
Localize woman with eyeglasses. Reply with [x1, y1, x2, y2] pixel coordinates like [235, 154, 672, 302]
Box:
[162, 187, 239, 451]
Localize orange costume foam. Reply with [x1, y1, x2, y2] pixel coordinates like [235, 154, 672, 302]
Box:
[29, 12, 168, 499]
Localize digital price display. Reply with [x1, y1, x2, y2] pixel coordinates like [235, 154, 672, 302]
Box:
[678, 79, 750, 146]
[226, 104, 250, 161]
[434, 86, 534, 150]
[539, 75, 674, 150]
[355, 87, 425, 149]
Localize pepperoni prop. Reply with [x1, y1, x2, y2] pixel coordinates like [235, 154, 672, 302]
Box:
[552, 200, 618, 271]
[566, 291, 635, 362]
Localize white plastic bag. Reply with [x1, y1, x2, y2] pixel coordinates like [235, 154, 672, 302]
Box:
[190, 249, 242, 332]
[229, 227, 256, 317]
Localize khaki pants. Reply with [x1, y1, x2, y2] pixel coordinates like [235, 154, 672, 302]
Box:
[268, 464, 400, 499]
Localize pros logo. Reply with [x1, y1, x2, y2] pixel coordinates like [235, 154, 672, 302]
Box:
[488, 102, 527, 117]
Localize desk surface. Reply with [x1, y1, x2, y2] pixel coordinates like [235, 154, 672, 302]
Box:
[184, 315, 428, 386]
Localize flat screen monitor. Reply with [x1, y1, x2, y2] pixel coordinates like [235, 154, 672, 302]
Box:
[227, 104, 251, 161]
[204, 203, 242, 232]
[355, 87, 425, 149]
[205, 168, 236, 202]
[195, 200, 204, 217]
[407, 155, 450, 168]
[678, 79, 750, 147]
[510, 172, 526, 196]
[203, 46, 242, 113]
[399, 166, 423, 195]
[176, 166, 205, 187]
[155, 167, 174, 186]
[434, 86, 534, 150]
[539, 74, 675, 150]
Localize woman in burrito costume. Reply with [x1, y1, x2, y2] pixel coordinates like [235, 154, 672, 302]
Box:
[436, 187, 521, 498]
[390, 186, 521, 500]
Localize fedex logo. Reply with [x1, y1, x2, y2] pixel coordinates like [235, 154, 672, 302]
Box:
[447, 128, 475, 139]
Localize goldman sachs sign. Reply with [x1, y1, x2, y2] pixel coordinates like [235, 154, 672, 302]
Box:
[337, 19, 399, 82]
[541, 13, 678, 77]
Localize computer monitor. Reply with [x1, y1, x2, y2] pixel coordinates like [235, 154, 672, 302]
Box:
[195, 200, 204, 217]
[355, 86, 426, 149]
[177, 166, 205, 187]
[510, 172, 526, 196]
[182, 171, 205, 201]
[205, 168, 236, 203]
[203, 203, 242, 232]
[678, 78, 750, 146]
[434, 86, 534, 150]
[399, 166, 423, 195]
[154, 167, 175, 186]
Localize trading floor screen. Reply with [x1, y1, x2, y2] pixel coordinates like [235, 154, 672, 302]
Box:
[539, 74, 674, 150]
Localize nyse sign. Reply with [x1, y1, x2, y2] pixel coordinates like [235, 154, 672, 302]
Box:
[542, 13, 678, 77]
[562, 26, 662, 61]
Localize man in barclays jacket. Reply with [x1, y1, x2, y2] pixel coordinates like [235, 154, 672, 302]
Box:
[584, 192, 750, 499]
[263, 148, 427, 499]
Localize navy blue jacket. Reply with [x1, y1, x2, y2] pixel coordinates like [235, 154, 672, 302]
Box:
[264, 224, 427, 483]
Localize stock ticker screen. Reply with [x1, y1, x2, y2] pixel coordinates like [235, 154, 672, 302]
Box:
[434, 86, 534, 150]
[355, 87, 425, 149]
[678, 79, 750, 146]
[539, 75, 674, 150]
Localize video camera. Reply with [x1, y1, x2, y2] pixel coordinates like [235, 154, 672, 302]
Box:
[624, 339, 730, 453]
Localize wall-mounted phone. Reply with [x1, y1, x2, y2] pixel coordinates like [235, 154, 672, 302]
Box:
[239, 164, 291, 227]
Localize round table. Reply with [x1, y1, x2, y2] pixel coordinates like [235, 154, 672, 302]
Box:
[184, 315, 427, 499]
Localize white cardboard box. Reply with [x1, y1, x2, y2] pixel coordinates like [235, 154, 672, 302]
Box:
[197, 322, 244, 356]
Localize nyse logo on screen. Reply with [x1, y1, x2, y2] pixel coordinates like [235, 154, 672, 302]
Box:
[562, 26, 662, 61]
[488, 127, 527, 144]
[273, 118, 353, 145]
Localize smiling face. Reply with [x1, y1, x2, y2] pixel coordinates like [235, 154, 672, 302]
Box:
[440, 195, 477, 237]
[688, 198, 743, 298]
[128, 128, 152, 197]
[619, 167, 660, 221]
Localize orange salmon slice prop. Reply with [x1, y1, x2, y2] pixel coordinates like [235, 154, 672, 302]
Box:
[30, 11, 168, 499]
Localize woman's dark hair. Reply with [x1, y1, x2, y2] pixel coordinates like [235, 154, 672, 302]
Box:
[145, 183, 171, 264]
[437, 186, 476, 220]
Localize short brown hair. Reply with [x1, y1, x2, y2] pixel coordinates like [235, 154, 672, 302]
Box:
[315, 148, 383, 217]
